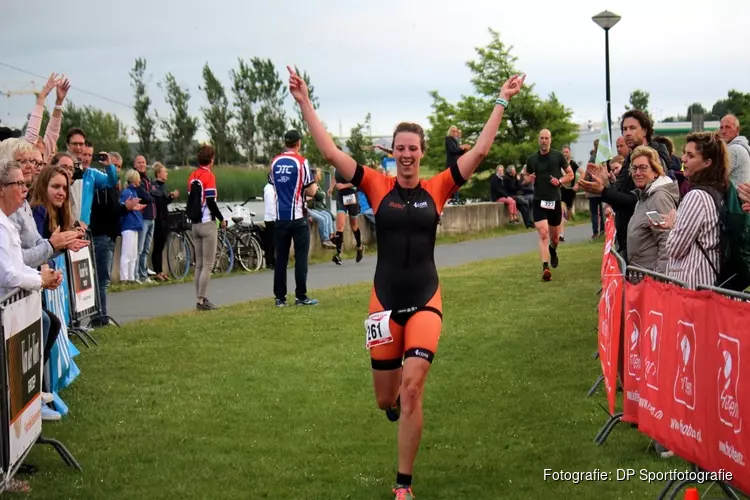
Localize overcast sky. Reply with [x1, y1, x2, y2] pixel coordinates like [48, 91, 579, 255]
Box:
[1, 0, 748, 141]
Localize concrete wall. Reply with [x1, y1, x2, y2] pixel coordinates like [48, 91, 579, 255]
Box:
[106, 193, 591, 280]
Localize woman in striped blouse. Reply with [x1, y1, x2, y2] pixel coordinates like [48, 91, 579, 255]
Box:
[657, 132, 729, 289]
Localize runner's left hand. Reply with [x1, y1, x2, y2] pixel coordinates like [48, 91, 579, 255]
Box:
[499, 73, 526, 101]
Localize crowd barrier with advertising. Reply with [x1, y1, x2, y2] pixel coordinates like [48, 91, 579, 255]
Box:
[592, 214, 750, 499]
[0, 288, 80, 493]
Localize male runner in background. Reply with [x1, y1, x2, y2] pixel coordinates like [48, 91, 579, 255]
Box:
[523, 129, 574, 281]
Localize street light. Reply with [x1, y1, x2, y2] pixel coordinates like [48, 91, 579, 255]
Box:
[592, 10, 621, 145]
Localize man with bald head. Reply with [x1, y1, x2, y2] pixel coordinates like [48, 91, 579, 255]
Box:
[523, 128, 574, 282]
[133, 155, 157, 282]
[719, 114, 750, 186]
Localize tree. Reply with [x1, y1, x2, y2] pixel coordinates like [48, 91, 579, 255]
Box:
[625, 89, 651, 117]
[711, 90, 750, 136]
[130, 57, 158, 161]
[55, 102, 131, 164]
[252, 58, 287, 162]
[686, 102, 706, 120]
[345, 113, 379, 166]
[200, 63, 238, 165]
[424, 28, 578, 200]
[230, 58, 258, 163]
[159, 73, 198, 166]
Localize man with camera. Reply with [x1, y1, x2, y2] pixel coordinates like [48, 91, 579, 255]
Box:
[65, 128, 119, 227]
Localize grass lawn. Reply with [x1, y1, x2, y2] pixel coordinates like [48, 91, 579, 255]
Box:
[22, 241, 686, 499]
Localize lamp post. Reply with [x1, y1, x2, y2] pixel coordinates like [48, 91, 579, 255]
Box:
[592, 10, 621, 144]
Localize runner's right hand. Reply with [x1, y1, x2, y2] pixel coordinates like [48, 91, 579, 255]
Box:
[287, 66, 309, 104]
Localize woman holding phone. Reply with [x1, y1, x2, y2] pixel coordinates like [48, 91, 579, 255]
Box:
[626, 146, 679, 272]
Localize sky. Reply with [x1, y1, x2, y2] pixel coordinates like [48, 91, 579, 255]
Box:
[1, 0, 749, 142]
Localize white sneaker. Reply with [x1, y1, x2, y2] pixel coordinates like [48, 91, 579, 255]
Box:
[147, 269, 156, 276]
[41, 392, 53, 403]
[41, 405, 61, 421]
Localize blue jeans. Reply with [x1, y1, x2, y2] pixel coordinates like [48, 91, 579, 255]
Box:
[308, 209, 333, 242]
[137, 219, 155, 279]
[589, 198, 604, 235]
[93, 235, 115, 318]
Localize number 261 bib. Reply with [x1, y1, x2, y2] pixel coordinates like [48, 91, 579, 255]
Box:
[364, 311, 393, 349]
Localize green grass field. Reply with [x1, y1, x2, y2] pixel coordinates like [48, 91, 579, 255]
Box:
[22, 242, 687, 499]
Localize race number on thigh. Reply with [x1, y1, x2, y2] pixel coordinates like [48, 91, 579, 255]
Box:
[540, 200, 555, 210]
[343, 194, 357, 206]
[365, 310, 393, 349]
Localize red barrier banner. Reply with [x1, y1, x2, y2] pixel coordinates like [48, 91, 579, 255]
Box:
[622, 280, 645, 424]
[707, 292, 750, 494]
[598, 251, 623, 415]
[635, 278, 672, 441]
[600, 214, 616, 280]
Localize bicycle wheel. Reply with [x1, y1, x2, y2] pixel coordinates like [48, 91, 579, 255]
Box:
[213, 231, 234, 274]
[167, 232, 191, 280]
[184, 231, 196, 269]
[236, 232, 263, 272]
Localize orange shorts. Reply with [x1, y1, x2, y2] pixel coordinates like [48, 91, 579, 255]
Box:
[367, 287, 443, 370]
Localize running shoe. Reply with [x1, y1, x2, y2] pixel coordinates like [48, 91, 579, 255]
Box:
[393, 486, 415, 500]
[542, 268, 552, 282]
[356, 246, 364, 263]
[549, 245, 559, 269]
[332, 254, 342, 265]
[385, 396, 401, 422]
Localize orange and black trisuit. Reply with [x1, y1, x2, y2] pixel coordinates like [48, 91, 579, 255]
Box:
[351, 163, 466, 370]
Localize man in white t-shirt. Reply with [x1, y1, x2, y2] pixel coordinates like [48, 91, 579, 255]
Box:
[263, 175, 277, 269]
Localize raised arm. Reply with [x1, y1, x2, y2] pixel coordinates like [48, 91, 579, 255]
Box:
[44, 77, 70, 157]
[456, 74, 526, 180]
[24, 74, 59, 147]
[288, 66, 357, 181]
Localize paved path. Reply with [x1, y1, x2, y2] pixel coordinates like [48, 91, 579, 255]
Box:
[109, 225, 592, 324]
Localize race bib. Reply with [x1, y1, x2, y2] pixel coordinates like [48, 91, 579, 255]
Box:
[541, 200, 555, 210]
[343, 194, 356, 206]
[365, 311, 393, 349]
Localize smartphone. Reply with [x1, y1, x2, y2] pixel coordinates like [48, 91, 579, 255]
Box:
[94, 153, 108, 163]
[646, 211, 664, 225]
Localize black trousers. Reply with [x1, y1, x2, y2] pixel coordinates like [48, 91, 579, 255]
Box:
[273, 219, 310, 301]
[151, 219, 168, 274]
[263, 221, 276, 269]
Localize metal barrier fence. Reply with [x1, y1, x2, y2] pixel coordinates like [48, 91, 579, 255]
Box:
[0, 288, 80, 493]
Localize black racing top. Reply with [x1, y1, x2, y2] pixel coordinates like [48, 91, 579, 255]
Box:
[351, 163, 466, 313]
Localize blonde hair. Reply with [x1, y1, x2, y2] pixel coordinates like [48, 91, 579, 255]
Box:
[125, 169, 140, 185]
[153, 162, 166, 176]
[0, 138, 35, 161]
[629, 146, 664, 177]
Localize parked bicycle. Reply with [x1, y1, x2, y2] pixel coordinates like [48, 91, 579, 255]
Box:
[225, 198, 264, 272]
[166, 208, 193, 280]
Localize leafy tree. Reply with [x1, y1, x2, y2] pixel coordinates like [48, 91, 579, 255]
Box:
[230, 58, 258, 163]
[129, 57, 158, 161]
[424, 28, 578, 200]
[712, 90, 750, 136]
[625, 89, 651, 117]
[345, 113, 379, 166]
[54, 102, 131, 164]
[200, 63, 238, 165]
[252, 58, 287, 162]
[159, 73, 198, 165]
[288, 67, 330, 170]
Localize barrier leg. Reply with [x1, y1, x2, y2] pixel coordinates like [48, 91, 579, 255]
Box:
[71, 320, 98, 346]
[587, 375, 604, 397]
[592, 350, 599, 360]
[78, 327, 98, 346]
[88, 315, 120, 329]
[68, 328, 90, 348]
[716, 481, 743, 500]
[34, 435, 82, 471]
[656, 478, 678, 500]
[595, 412, 623, 445]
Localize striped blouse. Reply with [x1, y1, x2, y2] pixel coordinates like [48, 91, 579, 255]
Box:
[665, 189, 721, 289]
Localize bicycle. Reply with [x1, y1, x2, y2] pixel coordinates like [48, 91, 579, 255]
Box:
[213, 226, 234, 274]
[166, 209, 193, 280]
[226, 198, 265, 272]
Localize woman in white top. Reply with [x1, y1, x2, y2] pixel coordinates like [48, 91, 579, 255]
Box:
[658, 132, 729, 289]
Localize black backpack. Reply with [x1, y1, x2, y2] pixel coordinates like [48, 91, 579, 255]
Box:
[186, 171, 207, 224]
[694, 183, 750, 291]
